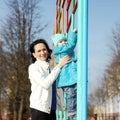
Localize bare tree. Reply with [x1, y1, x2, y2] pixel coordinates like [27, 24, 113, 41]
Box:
[88, 23, 120, 117]
[111, 24, 120, 57]
[0, 0, 47, 120]
[88, 75, 110, 116]
[108, 24, 120, 113]
[105, 58, 120, 114]
[0, 42, 8, 115]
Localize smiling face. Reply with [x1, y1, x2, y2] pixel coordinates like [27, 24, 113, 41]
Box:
[32, 43, 49, 61]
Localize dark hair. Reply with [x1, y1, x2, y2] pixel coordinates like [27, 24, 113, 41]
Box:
[30, 39, 52, 63]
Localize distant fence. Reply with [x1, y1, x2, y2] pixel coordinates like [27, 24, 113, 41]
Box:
[88, 113, 120, 120]
[1, 113, 120, 120]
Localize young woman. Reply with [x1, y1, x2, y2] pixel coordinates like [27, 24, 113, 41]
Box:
[28, 39, 70, 120]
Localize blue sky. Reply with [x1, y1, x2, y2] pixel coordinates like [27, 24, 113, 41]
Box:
[0, 0, 120, 93]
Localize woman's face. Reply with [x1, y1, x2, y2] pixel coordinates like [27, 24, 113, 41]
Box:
[32, 43, 48, 61]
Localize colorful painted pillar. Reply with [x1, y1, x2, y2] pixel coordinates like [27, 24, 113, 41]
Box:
[77, 0, 88, 120]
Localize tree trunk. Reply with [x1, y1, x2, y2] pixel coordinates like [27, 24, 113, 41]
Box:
[109, 96, 113, 113]
[13, 104, 17, 120]
[118, 94, 120, 120]
[18, 96, 24, 120]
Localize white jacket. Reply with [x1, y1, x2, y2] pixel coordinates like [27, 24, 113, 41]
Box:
[28, 59, 61, 114]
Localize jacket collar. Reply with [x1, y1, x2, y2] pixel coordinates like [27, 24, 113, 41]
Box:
[36, 58, 49, 70]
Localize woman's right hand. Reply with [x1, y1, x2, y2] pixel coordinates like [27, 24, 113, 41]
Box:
[57, 55, 71, 69]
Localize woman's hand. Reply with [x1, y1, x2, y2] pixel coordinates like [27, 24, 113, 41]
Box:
[57, 55, 71, 69]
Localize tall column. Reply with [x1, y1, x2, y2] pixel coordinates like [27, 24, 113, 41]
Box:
[77, 0, 88, 120]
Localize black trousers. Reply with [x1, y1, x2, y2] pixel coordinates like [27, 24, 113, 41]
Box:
[49, 110, 56, 120]
[30, 108, 56, 120]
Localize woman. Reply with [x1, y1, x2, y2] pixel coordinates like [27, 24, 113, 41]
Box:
[28, 39, 70, 120]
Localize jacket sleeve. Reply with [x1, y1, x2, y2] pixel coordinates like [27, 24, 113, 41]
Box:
[28, 64, 61, 89]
